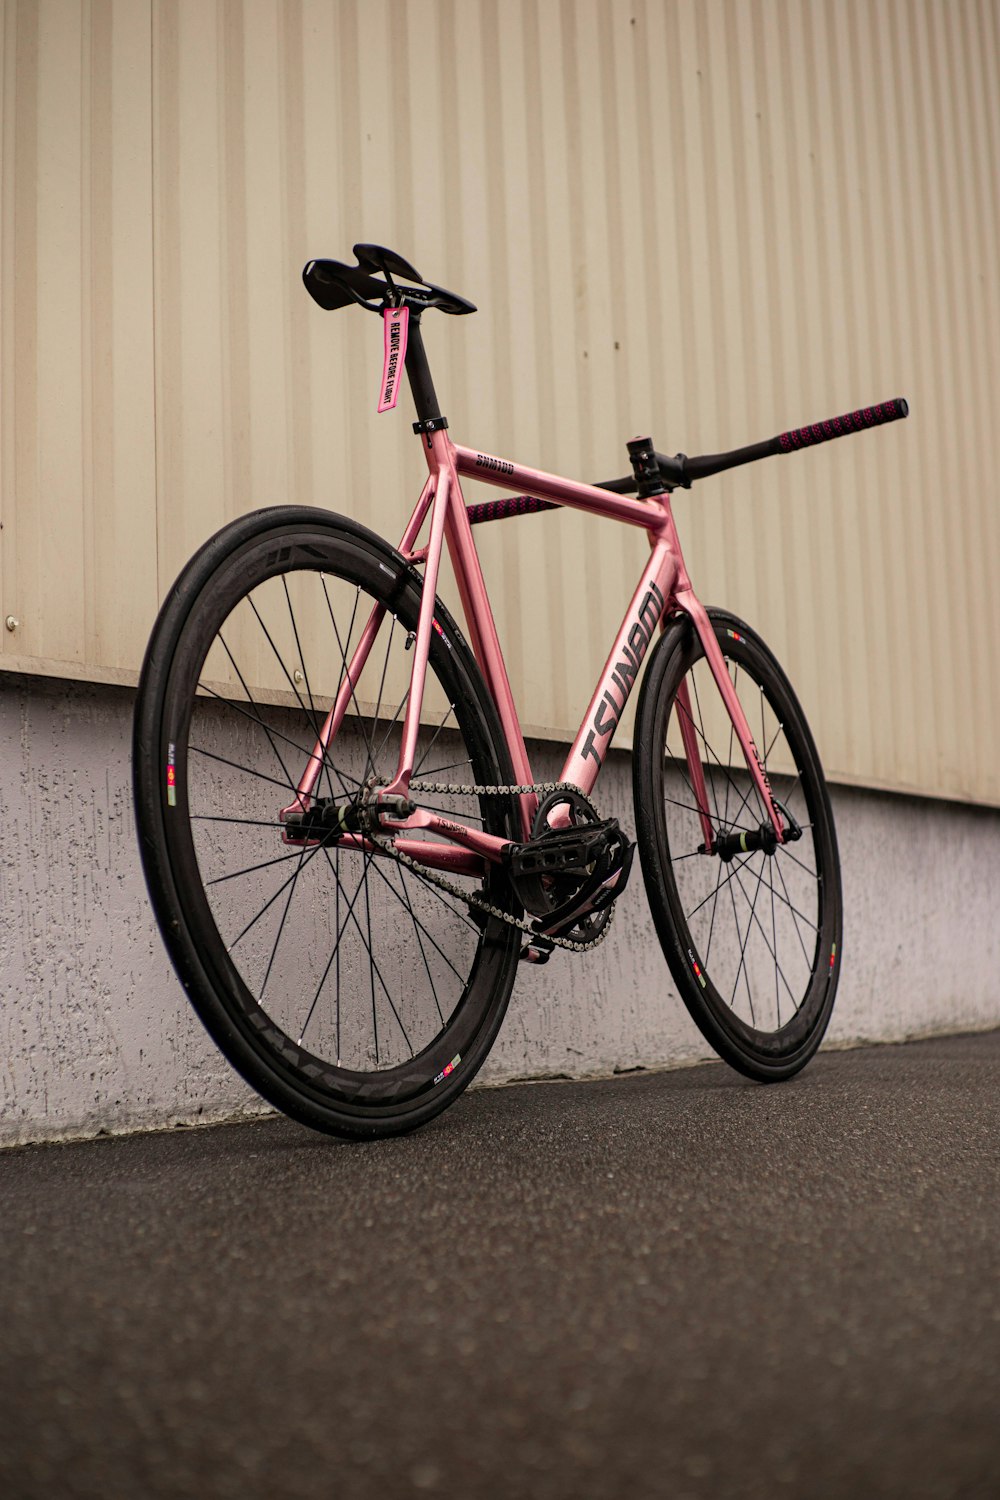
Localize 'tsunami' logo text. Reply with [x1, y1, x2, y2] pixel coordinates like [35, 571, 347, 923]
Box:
[580, 581, 665, 766]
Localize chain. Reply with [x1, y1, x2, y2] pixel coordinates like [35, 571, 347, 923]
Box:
[366, 778, 614, 954]
[409, 778, 576, 799]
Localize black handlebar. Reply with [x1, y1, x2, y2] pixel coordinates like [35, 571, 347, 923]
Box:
[680, 397, 909, 486]
[593, 397, 910, 495]
[465, 397, 910, 526]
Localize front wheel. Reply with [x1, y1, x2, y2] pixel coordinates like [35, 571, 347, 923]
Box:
[633, 609, 842, 1080]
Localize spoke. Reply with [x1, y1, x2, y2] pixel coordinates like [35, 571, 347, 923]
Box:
[320, 577, 368, 799]
[704, 856, 726, 966]
[769, 848, 780, 1027]
[320, 844, 414, 1059]
[779, 768, 805, 812]
[189, 743, 301, 796]
[690, 671, 725, 831]
[367, 857, 473, 988]
[226, 839, 324, 953]
[206, 847, 317, 886]
[416, 755, 475, 779]
[414, 705, 458, 776]
[674, 652, 794, 847]
[730, 849, 766, 1017]
[335, 851, 342, 1061]
[258, 843, 308, 1000]
[382, 856, 484, 936]
[298, 955, 335, 1049]
[662, 787, 756, 834]
[725, 853, 755, 1024]
[777, 842, 821, 881]
[370, 688, 410, 774]
[769, 859, 821, 936]
[672, 695, 759, 834]
[677, 675, 788, 837]
[320, 577, 379, 777]
[246, 594, 349, 800]
[297, 887, 343, 1048]
[773, 855, 817, 965]
[211, 631, 298, 792]
[296, 843, 391, 1049]
[281, 573, 331, 801]
[195, 680, 362, 794]
[683, 849, 763, 921]
[731, 863, 802, 1012]
[398, 867, 448, 1027]
[191, 813, 286, 829]
[378, 865, 452, 1026]
[365, 616, 397, 784]
[361, 850, 380, 1063]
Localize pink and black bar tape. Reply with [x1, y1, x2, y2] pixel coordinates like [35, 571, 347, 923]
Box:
[465, 494, 561, 525]
[777, 398, 909, 453]
[680, 397, 909, 486]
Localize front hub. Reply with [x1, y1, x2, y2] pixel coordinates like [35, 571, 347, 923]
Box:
[702, 799, 802, 862]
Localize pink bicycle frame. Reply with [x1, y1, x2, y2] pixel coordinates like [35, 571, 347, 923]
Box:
[283, 428, 785, 873]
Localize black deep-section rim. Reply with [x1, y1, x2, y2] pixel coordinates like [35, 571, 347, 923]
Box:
[136, 512, 520, 1127]
[639, 609, 841, 1076]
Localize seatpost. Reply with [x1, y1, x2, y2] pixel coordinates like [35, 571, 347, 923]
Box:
[404, 315, 447, 430]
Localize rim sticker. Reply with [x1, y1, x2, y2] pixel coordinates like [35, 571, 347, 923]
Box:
[688, 948, 707, 989]
[166, 743, 177, 807]
[433, 1053, 461, 1086]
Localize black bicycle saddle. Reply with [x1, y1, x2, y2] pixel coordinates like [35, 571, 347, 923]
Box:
[303, 243, 476, 316]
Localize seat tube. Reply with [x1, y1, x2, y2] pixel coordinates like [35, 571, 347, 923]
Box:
[383, 465, 452, 797]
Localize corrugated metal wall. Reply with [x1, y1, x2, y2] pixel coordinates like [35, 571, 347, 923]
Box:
[2, 0, 999, 804]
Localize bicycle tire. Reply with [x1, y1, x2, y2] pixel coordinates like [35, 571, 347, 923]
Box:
[633, 608, 841, 1080]
[133, 506, 522, 1138]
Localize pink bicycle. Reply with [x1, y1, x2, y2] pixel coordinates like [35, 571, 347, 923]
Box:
[133, 245, 908, 1139]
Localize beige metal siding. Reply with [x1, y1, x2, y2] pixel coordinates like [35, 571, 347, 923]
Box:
[1, 0, 157, 679]
[2, 0, 999, 804]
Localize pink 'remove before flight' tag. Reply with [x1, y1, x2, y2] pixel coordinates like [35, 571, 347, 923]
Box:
[378, 305, 409, 413]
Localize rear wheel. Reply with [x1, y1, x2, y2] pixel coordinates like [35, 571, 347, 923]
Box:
[633, 609, 841, 1079]
[133, 507, 521, 1137]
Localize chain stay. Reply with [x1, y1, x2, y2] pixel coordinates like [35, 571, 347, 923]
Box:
[369, 779, 613, 953]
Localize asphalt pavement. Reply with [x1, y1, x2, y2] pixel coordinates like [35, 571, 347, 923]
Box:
[2, 1030, 999, 1500]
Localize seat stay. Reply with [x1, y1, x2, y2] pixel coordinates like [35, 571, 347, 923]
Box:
[280, 478, 435, 825]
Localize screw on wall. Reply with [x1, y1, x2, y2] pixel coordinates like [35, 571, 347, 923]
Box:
[5, 616, 18, 632]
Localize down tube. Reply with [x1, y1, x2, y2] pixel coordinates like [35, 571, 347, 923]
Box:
[561, 540, 680, 794]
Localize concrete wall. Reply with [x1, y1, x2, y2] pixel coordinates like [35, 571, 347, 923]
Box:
[2, 673, 999, 1147]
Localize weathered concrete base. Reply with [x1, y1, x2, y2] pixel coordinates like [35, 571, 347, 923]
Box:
[3, 676, 999, 1146]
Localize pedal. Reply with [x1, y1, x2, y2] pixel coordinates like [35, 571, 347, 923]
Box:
[519, 937, 555, 964]
[506, 821, 614, 879]
[538, 834, 634, 938]
[504, 817, 623, 916]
